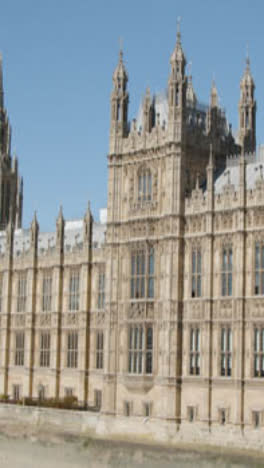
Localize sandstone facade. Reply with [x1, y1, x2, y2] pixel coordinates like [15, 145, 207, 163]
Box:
[0, 28, 263, 437]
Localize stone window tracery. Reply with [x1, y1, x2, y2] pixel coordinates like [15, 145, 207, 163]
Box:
[97, 270, 105, 309]
[191, 249, 201, 298]
[255, 243, 264, 295]
[15, 331, 24, 366]
[42, 272, 52, 312]
[254, 327, 264, 377]
[96, 331, 104, 369]
[221, 247, 232, 296]
[40, 331, 50, 368]
[17, 272, 27, 313]
[67, 332, 78, 368]
[138, 168, 152, 202]
[130, 246, 154, 300]
[220, 327, 232, 376]
[189, 327, 200, 375]
[129, 164, 158, 212]
[128, 324, 153, 374]
[69, 270, 80, 311]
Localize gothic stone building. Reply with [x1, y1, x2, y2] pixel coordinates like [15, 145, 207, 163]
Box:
[0, 30, 263, 434]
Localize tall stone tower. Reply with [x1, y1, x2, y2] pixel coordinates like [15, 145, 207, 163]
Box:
[168, 25, 187, 141]
[238, 55, 256, 154]
[109, 49, 129, 155]
[0, 54, 23, 230]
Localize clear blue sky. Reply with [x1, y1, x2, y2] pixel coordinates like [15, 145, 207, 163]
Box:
[0, 0, 263, 231]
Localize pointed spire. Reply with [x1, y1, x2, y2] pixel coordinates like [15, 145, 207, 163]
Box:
[210, 79, 218, 108]
[31, 210, 39, 230]
[176, 16, 181, 44]
[57, 204, 64, 223]
[186, 65, 196, 108]
[170, 17, 186, 67]
[56, 205, 64, 253]
[246, 43, 250, 72]
[84, 200, 93, 244]
[113, 41, 128, 84]
[31, 210, 39, 249]
[241, 46, 254, 87]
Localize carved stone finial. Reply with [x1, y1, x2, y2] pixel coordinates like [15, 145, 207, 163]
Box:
[176, 16, 181, 43]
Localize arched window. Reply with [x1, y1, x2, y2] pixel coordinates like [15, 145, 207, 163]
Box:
[138, 168, 152, 202]
[130, 246, 154, 299]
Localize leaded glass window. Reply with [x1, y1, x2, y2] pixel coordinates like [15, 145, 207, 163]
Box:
[138, 169, 152, 202]
[190, 328, 200, 375]
[42, 273, 52, 312]
[220, 327, 232, 376]
[15, 331, 24, 366]
[67, 332, 78, 368]
[255, 244, 264, 295]
[222, 248, 232, 296]
[191, 249, 201, 298]
[128, 325, 153, 374]
[130, 247, 154, 299]
[69, 270, 80, 311]
[254, 328, 264, 377]
[17, 273, 27, 313]
[96, 331, 104, 369]
[40, 332, 50, 367]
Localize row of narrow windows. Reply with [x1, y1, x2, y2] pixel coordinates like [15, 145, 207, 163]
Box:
[0, 270, 106, 313]
[10, 326, 264, 378]
[14, 331, 79, 368]
[0, 243, 264, 312]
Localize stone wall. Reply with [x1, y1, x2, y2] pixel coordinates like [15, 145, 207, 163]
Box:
[0, 404, 264, 453]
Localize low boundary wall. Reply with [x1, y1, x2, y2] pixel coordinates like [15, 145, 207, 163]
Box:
[0, 404, 264, 454]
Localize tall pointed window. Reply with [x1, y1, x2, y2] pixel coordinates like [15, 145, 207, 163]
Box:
[96, 331, 104, 369]
[97, 270, 105, 309]
[191, 249, 201, 298]
[17, 273, 27, 313]
[67, 332, 78, 368]
[69, 270, 80, 311]
[254, 328, 264, 377]
[138, 169, 152, 202]
[40, 332, 50, 368]
[221, 248, 232, 296]
[42, 272, 52, 312]
[128, 325, 153, 374]
[131, 246, 154, 299]
[255, 244, 264, 295]
[220, 327, 232, 376]
[190, 328, 200, 375]
[15, 331, 25, 366]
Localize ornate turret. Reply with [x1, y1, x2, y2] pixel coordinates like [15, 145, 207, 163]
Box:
[168, 20, 187, 141]
[186, 74, 196, 108]
[0, 54, 23, 230]
[142, 87, 154, 133]
[207, 80, 220, 136]
[238, 54, 256, 154]
[210, 80, 218, 108]
[109, 47, 129, 154]
[30, 211, 39, 251]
